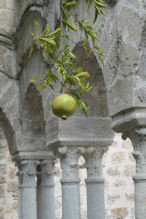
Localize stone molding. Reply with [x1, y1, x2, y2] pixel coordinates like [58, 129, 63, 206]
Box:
[111, 107, 146, 135]
[46, 117, 113, 149]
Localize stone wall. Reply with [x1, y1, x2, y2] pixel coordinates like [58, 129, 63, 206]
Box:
[0, 129, 17, 219]
[0, 132, 135, 219]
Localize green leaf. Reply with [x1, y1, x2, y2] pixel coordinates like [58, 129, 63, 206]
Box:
[28, 44, 33, 58]
[87, 85, 93, 92]
[73, 67, 83, 74]
[51, 74, 59, 82]
[70, 90, 81, 99]
[65, 1, 77, 7]
[81, 19, 90, 24]
[78, 22, 84, 31]
[29, 77, 41, 82]
[62, 7, 70, 19]
[41, 24, 50, 36]
[87, 0, 93, 11]
[37, 82, 46, 90]
[76, 72, 90, 78]
[40, 37, 56, 46]
[63, 20, 78, 32]
[34, 20, 39, 34]
[95, 0, 106, 8]
[68, 51, 76, 59]
[65, 61, 74, 67]
[72, 76, 85, 90]
[66, 76, 76, 86]
[47, 28, 62, 37]
[93, 9, 99, 23]
[62, 55, 68, 63]
[76, 98, 88, 116]
[99, 55, 104, 66]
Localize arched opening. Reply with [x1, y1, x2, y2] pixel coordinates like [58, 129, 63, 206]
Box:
[21, 83, 46, 150]
[0, 110, 18, 218]
[0, 108, 15, 154]
[72, 43, 108, 117]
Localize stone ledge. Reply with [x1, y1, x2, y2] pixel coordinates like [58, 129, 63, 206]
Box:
[111, 107, 146, 133]
[46, 116, 114, 148]
[12, 151, 53, 161]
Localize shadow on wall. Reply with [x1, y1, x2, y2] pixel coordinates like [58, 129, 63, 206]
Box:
[0, 108, 15, 154]
[72, 43, 108, 117]
[21, 83, 46, 150]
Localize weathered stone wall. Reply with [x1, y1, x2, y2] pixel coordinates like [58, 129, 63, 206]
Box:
[0, 133, 135, 219]
[0, 0, 145, 218]
[0, 129, 17, 219]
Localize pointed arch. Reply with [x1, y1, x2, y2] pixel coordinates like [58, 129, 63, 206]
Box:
[72, 43, 109, 117]
[0, 108, 15, 154]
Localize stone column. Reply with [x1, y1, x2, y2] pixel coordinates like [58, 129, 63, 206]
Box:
[17, 160, 38, 219]
[130, 128, 146, 219]
[58, 146, 81, 219]
[111, 108, 146, 219]
[84, 146, 107, 219]
[37, 158, 55, 219]
[16, 167, 22, 219]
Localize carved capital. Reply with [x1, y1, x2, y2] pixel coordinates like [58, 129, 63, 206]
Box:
[58, 146, 81, 178]
[83, 146, 107, 178]
[37, 159, 55, 186]
[112, 108, 146, 175]
[16, 160, 39, 185]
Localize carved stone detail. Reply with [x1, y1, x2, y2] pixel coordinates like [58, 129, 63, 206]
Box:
[58, 146, 81, 178]
[83, 146, 108, 178]
[37, 159, 55, 186]
[16, 160, 39, 185]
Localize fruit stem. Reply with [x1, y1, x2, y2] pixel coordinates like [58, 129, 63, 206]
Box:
[65, 81, 68, 93]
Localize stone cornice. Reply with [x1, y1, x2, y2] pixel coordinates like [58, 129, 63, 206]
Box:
[47, 137, 113, 148]
[12, 151, 53, 162]
[46, 116, 114, 148]
[111, 107, 146, 134]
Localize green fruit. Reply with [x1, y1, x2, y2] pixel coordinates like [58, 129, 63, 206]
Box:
[52, 94, 77, 119]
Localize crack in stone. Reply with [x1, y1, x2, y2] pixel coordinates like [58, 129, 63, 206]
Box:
[0, 70, 18, 80]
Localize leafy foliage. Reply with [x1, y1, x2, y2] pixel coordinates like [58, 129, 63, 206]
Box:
[30, 0, 106, 116]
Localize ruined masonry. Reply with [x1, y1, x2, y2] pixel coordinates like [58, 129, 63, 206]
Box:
[0, 0, 145, 219]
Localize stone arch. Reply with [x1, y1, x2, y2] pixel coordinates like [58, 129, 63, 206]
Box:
[15, 9, 46, 70]
[0, 108, 15, 154]
[72, 43, 109, 117]
[20, 83, 46, 151]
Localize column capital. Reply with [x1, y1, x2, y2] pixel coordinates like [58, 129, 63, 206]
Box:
[112, 107, 146, 176]
[16, 160, 39, 185]
[37, 159, 55, 187]
[58, 146, 81, 178]
[83, 146, 108, 178]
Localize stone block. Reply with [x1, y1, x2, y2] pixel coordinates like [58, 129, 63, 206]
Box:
[46, 117, 113, 148]
[118, 7, 144, 44]
[111, 207, 128, 217]
[0, 185, 5, 197]
[108, 77, 134, 116]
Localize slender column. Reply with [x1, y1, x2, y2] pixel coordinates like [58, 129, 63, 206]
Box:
[58, 146, 81, 219]
[131, 128, 146, 219]
[84, 147, 107, 219]
[17, 160, 38, 219]
[16, 166, 22, 219]
[37, 158, 55, 219]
